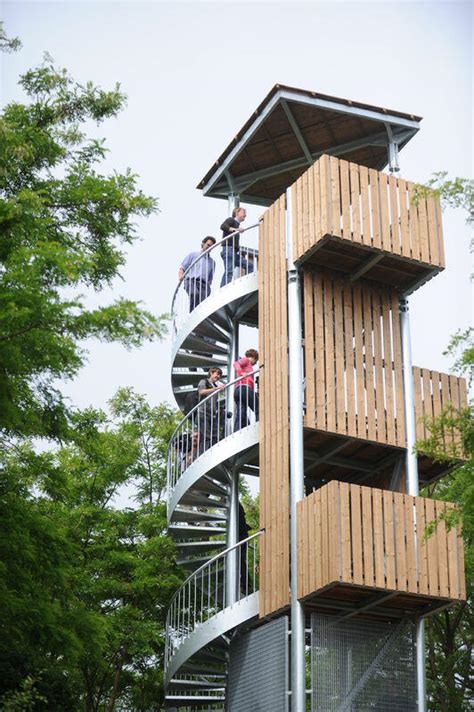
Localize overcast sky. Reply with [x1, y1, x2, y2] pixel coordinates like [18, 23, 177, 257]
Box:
[2, 0, 472, 415]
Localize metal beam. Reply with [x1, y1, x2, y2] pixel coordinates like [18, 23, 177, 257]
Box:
[281, 99, 313, 165]
[350, 253, 384, 282]
[209, 127, 415, 196]
[330, 591, 398, 625]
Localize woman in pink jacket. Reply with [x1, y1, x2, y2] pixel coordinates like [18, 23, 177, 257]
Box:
[233, 348, 259, 432]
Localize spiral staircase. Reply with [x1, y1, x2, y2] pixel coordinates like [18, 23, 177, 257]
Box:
[165, 231, 261, 710]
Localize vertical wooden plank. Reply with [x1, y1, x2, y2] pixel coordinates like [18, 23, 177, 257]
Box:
[458, 377, 468, 410]
[302, 170, 310, 257]
[353, 284, 366, 439]
[431, 370, 442, 420]
[350, 162, 362, 243]
[321, 484, 329, 586]
[427, 195, 440, 266]
[391, 294, 406, 446]
[372, 488, 385, 588]
[382, 293, 396, 445]
[339, 482, 351, 583]
[350, 484, 364, 585]
[423, 368, 433, 425]
[446, 504, 460, 599]
[303, 274, 316, 428]
[362, 288, 377, 442]
[413, 367, 425, 441]
[407, 182, 421, 261]
[359, 164, 371, 246]
[389, 175, 402, 255]
[334, 279, 346, 434]
[343, 283, 356, 438]
[448, 374, 461, 452]
[425, 497, 439, 596]
[319, 155, 331, 237]
[369, 168, 382, 249]
[394, 492, 407, 592]
[398, 178, 411, 258]
[297, 500, 304, 598]
[383, 491, 396, 589]
[457, 523, 466, 600]
[314, 273, 326, 431]
[330, 156, 342, 237]
[379, 172, 392, 252]
[372, 290, 386, 443]
[435, 197, 445, 268]
[405, 495, 418, 593]
[313, 160, 322, 244]
[314, 488, 323, 592]
[329, 481, 340, 582]
[340, 159, 351, 240]
[435, 501, 449, 598]
[417, 196, 430, 264]
[307, 163, 316, 254]
[440, 372, 453, 451]
[416, 497, 429, 595]
[324, 275, 336, 433]
[361, 486, 374, 587]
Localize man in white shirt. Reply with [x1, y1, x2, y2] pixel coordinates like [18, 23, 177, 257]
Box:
[178, 236, 216, 311]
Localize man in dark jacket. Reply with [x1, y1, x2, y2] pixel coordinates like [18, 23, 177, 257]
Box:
[220, 207, 252, 286]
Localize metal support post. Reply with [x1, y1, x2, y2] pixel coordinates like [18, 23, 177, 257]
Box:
[226, 320, 239, 606]
[286, 187, 306, 712]
[400, 297, 427, 712]
[227, 192, 240, 214]
[385, 123, 400, 173]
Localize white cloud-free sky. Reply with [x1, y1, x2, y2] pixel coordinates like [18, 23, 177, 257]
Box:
[1, 0, 473, 414]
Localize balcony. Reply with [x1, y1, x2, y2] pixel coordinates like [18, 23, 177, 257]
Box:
[297, 481, 466, 619]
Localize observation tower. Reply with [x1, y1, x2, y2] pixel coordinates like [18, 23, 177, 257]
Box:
[164, 85, 467, 711]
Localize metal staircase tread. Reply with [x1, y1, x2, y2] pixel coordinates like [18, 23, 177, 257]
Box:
[173, 353, 227, 369]
[197, 476, 229, 496]
[193, 319, 230, 342]
[177, 554, 223, 569]
[180, 336, 229, 356]
[168, 680, 225, 690]
[180, 493, 227, 509]
[175, 540, 226, 554]
[173, 508, 227, 523]
[169, 524, 226, 540]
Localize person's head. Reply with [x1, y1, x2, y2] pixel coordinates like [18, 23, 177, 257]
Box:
[201, 236, 216, 251]
[232, 207, 246, 223]
[245, 349, 259, 365]
[208, 367, 223, 383]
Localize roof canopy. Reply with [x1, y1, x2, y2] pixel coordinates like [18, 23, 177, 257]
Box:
[197, 84, 422, 206]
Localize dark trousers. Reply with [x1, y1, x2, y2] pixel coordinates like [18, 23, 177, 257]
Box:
[220, 247, 253, 287]
[184, 278, 210, 311]
[233, 385, 259, 432]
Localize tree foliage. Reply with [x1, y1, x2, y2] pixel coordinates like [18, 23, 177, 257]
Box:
[0, 390, 182, 711]
[0, 54, 166, 439]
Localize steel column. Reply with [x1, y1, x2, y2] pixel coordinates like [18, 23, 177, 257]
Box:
[286, 187, 305, 712]
[227, 193, 240, 213]
[400, 297, 427, 712]
[226, 320, 240, 606]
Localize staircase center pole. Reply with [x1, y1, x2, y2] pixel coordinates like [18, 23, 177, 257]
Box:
[226, 318, 239, 606]
[286, 187, 306, 712]
[400, 297, 427, 712]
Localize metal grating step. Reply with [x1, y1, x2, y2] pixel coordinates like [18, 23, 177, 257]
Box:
[169, 524, 226, 541]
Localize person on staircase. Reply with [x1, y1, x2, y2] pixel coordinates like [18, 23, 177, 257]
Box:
[178, 236, 216, 311]
[220, 207, 253, 287]
[197, 367, 225, 452]
[233, 349, 259, 432]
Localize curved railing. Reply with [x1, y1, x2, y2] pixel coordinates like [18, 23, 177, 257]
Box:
[165, 532, 261, 673]
[172, 223, 260, 336]
[167, 369, 259, 493]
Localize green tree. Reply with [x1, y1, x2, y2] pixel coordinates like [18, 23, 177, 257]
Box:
[0, 391, 182, 711]
[415, 173, 473, 710]
[0, 54, 166, 439]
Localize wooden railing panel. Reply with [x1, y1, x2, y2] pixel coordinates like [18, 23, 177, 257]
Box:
[297, 482, 466, 602]
[303, 268, 406, 447]
[259, 195, 290, 618]
[291, 154, 445, 271]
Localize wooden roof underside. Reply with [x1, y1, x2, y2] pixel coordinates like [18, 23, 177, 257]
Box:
[198, 84, 422, 206]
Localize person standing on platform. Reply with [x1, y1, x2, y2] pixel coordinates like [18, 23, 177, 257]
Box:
[197, 367, 225, 451]
[233, 349, 259, 432]
[178, 236, 216, 311]
[220, 207, 251, 287]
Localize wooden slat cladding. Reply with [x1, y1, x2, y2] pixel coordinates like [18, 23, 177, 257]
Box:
[413, 367, 468, 455]
[259, 195, 290, 618]
[291, 154, 445, 269]
[303, 269, 406, 447]
[297, 482, 466, 602]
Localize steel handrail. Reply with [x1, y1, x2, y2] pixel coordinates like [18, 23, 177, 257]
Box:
[171, 221, 260, 316]
[173, 530, 261, 598]
[167, 367, 260, 452]
[167, 367, 260, 493]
